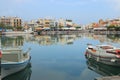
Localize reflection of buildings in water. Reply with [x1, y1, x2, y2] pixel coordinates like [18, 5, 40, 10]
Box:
[58, 35, 75, 45]
[34, 33, 120, 45]
[34, 34, 80, 45]
[2, 63, 32, 80]
[94, 35, 108, 42]
[86, 58, 120, 76]
[35, 35, 54, 45]
[1, 36, 24, 48]
[1, 34, 34, 48]
[1, 47, 31, 79]
[1, 34, 82, 46]
[83, 33, 112, 43]
[107, 34, 120, 43]
[2, 33, 120, 46]
[83, 33, 120, 43]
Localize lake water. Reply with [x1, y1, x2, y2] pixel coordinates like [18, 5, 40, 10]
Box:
[1, 33, 120, 80]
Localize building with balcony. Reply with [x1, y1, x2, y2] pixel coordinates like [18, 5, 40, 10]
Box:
[65, 19, 73, 27]
[58, 18, 65, 28]
[0, 16, 22, 27]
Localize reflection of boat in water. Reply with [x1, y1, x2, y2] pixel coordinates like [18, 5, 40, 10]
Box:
[86, 57, 120, 76]
[1, 47, 31, 79]
[85, 44, 120, 66]
[2, 62, 32, 80]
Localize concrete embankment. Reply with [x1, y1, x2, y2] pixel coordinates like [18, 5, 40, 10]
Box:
[36, 30, 85, 35]
[2, 31, 33, 35]
[95, 76, 120, 80]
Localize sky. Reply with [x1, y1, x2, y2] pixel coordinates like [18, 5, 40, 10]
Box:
[0, 0, 120, 24]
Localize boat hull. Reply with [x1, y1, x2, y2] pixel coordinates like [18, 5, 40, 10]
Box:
[1, 57, 31, 79]
[85, 50, 120, 67]
[2, 63, 32, 80]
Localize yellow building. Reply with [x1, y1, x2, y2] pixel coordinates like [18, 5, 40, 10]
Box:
[44, 19, 51, 28]
[11, 17, 22, 27]
[58, 18, 65, 27]
[0, 16, 22, 27]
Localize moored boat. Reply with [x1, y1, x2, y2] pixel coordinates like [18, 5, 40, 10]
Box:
[85, 44, 120, 66]
[1, 47, 31, 79]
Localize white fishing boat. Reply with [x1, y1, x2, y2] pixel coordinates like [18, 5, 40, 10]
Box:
[1, 47, 31, 79]
[85, 44, 120, 66]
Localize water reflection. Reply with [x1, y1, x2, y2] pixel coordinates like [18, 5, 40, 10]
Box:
[33, 34, 120, 45]
[34, 34, 81, 45]
[1, 33, 120, 80]
[1, 35, 25, 48]
[86, 57, 120, 76]
[107, 34, 120, 43]
[1, 33, 120, 46]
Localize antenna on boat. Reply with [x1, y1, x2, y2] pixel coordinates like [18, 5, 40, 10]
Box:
[24, 47, 31, 54]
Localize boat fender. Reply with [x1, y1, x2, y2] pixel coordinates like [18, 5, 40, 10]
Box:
[116, 55, 120, 58]
[85, 51, 88, 55]
[111, 59, 116, 62]
[88, 54, 91, 58]
[96, 57, 99, 62]
[116, 50, 120, 53]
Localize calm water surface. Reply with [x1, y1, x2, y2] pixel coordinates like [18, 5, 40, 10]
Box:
[1, 33, 120, 80]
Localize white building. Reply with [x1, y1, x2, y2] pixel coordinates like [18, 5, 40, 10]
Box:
[65, 19, 73, 27]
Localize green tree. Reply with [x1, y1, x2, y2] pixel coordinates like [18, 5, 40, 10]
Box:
[107, 25, 115, 31]
[16, 26, 23, 31]
[115, 26, 120, 31]
[0, 23, 5, 28]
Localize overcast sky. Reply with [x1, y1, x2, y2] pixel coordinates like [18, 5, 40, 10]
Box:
[0, 0, 120, 24]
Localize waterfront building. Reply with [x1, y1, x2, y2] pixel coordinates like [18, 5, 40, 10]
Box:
[108, 18, 120, 26]
[37, 18, 44, 28]
[26, 18, 80, 31]
[98, 18, 120, 27]
[0, 16, 22, 27]
[65, 19, 73, 27]
[0, 16, 11, 26]
[25, 20, 37, 31]
[31, 18, 57, 31]
[38, 18, 51, 30]
[58, 18, 65, 29]
[43, 18, 57, 30]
